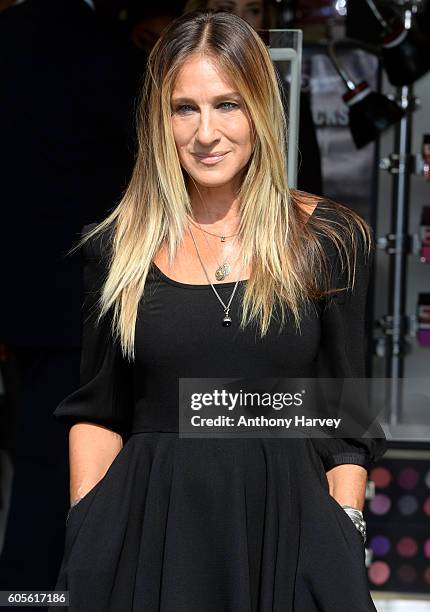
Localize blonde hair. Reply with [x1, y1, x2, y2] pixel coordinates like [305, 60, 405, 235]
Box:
[74, 10, 372, 362]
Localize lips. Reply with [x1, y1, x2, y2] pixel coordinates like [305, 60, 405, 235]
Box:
[193, 151, 229, 158]
[192, 151, 229, 164]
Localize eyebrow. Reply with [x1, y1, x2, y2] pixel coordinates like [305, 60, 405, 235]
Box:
[171, 91, 242, 104]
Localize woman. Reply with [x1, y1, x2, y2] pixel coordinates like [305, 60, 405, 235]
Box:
[51, 10, 386, 612]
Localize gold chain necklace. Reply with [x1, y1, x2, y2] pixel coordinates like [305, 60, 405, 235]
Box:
[187, 215, 240, 243]
[187, 214, 240, 281]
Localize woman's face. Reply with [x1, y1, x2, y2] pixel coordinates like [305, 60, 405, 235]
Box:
[170, 55, 254, 191]
[207, 0, 264, 30]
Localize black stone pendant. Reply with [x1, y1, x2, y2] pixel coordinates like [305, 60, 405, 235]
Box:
[222, 309, 232, 327]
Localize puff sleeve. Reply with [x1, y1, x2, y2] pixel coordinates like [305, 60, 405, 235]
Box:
[53, 223, 134, 437]
[311, 224, 387, 475]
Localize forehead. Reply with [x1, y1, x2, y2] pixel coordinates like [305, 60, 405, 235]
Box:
[172, 55, 235, 97]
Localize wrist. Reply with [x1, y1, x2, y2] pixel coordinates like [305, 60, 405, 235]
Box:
[342, 505, 367, 543]
[326, 464, 367, 511]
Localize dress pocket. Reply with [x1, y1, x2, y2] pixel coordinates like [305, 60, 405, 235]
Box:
[327, 493, 366, 558]
[62, 479, 104, 560]
[66, 443, 127, 526]
[66, 477, 104, 524]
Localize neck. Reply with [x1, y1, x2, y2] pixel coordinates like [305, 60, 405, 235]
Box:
[187, 178, 242, 225]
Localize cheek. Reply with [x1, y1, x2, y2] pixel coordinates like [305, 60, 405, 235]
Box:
[223, 116, 253, 149]
[171, 119, 194, 149]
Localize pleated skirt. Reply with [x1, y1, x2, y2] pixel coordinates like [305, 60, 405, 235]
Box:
[50, 432, 376, 612]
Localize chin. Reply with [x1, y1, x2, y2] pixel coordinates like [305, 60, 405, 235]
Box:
[194, 178, 234, 189]
[186, 167, 243, 189]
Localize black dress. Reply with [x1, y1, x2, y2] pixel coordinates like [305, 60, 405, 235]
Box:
[51, 204, 387, 612]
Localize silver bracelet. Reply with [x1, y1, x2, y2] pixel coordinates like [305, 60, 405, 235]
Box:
[341, 505, 367, 543]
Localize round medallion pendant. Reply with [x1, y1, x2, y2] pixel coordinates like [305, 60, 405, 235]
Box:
[215, 262, 231, 281]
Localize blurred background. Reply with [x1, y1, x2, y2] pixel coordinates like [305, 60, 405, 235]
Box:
[0, 1, 429, 609]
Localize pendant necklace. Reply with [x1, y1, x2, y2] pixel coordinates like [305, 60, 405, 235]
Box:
[187, 215, 239, 281]
[188, 215, 239, 243]
[189, 225, 245, 327]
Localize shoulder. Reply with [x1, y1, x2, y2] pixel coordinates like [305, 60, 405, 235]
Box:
[80, 222, 114, 263]
[291, 189, 319, 223]
[306, 197, 374, 295]
[308, 196, 373, 257]
[292, 190, 363, 237]
[79, 223, 114, 297]
[291, 190, 373, 263]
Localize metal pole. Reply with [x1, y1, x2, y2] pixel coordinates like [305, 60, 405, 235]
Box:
[385, 83, 413, 425]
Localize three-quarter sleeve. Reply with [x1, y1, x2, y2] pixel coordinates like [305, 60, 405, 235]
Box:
[311, 222, 387, 474]
[53, 224, 134, 436]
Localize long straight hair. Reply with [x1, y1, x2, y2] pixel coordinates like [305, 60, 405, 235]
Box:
[76, 10, 372, 362]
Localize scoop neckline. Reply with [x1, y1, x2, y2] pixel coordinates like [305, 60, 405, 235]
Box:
[151, 261, 249, 289]
[150, 200, 319, 289]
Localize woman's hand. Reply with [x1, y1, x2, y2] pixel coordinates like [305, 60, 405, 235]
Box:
[69, 423, 123, 505]
[326, 464, 368, 511]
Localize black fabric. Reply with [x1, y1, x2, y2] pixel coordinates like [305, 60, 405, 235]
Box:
[51, 203, 386, 611]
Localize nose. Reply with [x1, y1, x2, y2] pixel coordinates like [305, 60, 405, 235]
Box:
[196, 107, 219, 146]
